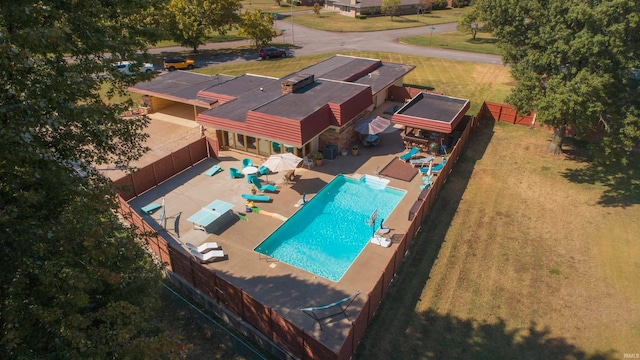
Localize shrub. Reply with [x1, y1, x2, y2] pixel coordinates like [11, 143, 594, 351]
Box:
[356, 14, 368, 19]
[432, 0, 448, 10]
[452, 0, 470, 8]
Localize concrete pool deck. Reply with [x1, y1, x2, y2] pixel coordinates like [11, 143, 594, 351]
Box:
[124, 116, 446, 351]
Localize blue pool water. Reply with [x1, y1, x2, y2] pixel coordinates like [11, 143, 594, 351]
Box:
[254, 174, 405, 282]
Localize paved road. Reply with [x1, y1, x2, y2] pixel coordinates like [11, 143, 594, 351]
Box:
[148, 21, 503, 67]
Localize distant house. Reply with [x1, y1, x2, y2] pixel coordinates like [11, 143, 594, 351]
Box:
[325, 0, 453, 17]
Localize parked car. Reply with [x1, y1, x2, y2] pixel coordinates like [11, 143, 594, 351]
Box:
[259, 47, 288, 60]
[115, 61, 155, 75]
[163, 57, 195, 71]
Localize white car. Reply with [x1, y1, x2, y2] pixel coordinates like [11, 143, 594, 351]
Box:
[115, 61, 154, 75]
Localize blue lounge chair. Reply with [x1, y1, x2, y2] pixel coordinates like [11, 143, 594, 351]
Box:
[242, 158, 253, 168]
[204, 164, 222, 176]
[419, 158, 448, 173]
[141, 202, 162, 215]
[241, 193, 271, 202]
[399, 147, 419, 161]
[251, 177, 277, 193]
[258, 165, 271, 176]
[229, 167, 243, 179]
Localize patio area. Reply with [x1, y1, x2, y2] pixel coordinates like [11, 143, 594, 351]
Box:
[125, 118, 448, 351]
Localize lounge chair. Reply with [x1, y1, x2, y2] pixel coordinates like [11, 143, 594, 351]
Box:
[258, 165, 271, 176]
[420, 157, 447, 173]
[241, 193, 271, 202]
[229, 167, 243, 179]
[409, 156, 434, 167]
[185, 242, 220, 253]
[251, 177, 277, 193]
[204, 164, 222, 176]
[141, 202, 162, 214]
[242, 158, 253, 168]
[190, 249, 226, 263]
[399, 147, 419, 161]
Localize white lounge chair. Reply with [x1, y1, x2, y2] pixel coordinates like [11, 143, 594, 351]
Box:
[185, 242, 219, 253]
[190, 249, 225, 263]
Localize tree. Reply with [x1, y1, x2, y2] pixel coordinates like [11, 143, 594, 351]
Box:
[163, 0, 241, 52]
[0, 1, 185, 357]
[476, 0, 640, 161]
[275, 0, 282, 5]
[238, 10, 279, 49]
[418, 0, 433, 14]
[457, 7, 490, 40]
[313, 2, 322, 17]
[381, 0, 401, 21]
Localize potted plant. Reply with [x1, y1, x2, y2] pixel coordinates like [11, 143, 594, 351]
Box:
[250, 185, 257, 195]
[315, 151, 323, 166]
[352, 145, 359, 156]
[341, 148, 348, 156]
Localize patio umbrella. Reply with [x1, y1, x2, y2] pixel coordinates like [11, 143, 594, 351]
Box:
[354, 116, 392, 135]
[262, 152, 303, 173]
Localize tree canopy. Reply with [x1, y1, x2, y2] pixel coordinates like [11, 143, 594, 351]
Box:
[163, 0, 242, 52]
[1, 0, 184, 357]
[457, 6, 491, 40]
[476, 0, 640, 161]
[381, 0, 401, 21]
[238, 10, 279, 49]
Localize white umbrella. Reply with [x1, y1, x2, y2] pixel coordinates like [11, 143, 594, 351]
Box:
[262, 152, 302, 173]
[354, 116, 392, 135]
[427, 160, 433, 176]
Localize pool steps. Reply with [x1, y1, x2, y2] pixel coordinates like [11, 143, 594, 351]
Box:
[359, 174, 389, 190]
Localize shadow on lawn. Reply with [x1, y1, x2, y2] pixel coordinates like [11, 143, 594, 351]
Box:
[561, 138, 640, 207]
[354, 120, 616, 359]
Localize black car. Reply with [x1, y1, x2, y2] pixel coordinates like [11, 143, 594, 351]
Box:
[259, 47, 288, 60]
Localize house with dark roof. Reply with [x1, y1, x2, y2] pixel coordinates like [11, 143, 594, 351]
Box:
[129, 55, 415, 157]
[325, 0, 454, 17]
[129, 54, 471, 159]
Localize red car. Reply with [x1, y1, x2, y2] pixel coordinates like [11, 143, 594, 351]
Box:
[259, 47, 288, 60]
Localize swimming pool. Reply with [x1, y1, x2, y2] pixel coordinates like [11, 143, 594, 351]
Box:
[254, 174, 406, 282]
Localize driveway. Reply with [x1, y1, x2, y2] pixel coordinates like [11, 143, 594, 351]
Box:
[147, 21, 503, 67]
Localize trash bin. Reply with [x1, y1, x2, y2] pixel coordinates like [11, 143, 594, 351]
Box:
[323, 145, 338, 160]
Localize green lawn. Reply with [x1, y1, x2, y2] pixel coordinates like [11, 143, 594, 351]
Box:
[292, 8, 471, 32]
[402, 31, 502, 55]
[196, 51, 514, 114]
[240, 0, 309, 14]
[354, 121, 640, 359]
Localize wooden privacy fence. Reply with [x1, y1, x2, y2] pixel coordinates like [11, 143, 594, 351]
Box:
[113, 118, 477, 360]
[478, 101, 535, 127]
[113, 137, 218, 201]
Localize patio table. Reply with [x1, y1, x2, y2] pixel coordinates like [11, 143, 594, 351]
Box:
[187, 200, 234, 233]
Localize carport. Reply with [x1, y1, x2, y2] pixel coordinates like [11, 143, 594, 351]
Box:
[128, 71, 234, 122]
